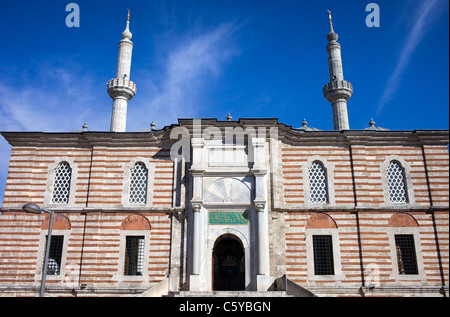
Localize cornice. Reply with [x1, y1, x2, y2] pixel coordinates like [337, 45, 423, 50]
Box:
[2, 122, 448, 148]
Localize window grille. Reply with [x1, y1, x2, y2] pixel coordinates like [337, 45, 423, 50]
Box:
[44, 235, 64, 275]
[309, 161, 329, 204]
[52, 162, 72, 204]
[313, 235, 334, 275]
[387, 161, 408, 203]
[124, 236, 145, 276]
[129, 162, 148, 204]
[395, 235, 418, 275]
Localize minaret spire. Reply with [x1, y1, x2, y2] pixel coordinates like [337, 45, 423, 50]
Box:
[122, 9, 132, 41]
[327, 10, 334, 33]
[107, 10, 137, 132]
[323, 10, 353, 130]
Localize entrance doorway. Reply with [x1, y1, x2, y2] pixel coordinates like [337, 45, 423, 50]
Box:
[212, 235, 245, 291]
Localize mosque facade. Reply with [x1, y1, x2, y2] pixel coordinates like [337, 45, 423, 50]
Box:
[0, 12, 448, 297]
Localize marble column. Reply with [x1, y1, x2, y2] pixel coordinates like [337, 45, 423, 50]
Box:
[191, 201, 202, 275]
[190, 136, 204, 285]
[251, 137, 270, 288]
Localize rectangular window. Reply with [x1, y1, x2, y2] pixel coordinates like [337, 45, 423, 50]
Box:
[45, 235, 64, 275]
[395, 235, 418, 275]
[313, 235, 334, 275]
[124, 236, 145, 276]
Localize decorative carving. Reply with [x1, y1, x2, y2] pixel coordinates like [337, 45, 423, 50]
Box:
[323, 80, 353, 102]
[191, 201, 202, 213]
[203, 178, 251, 203]
[387, 161, 409, 203]
[308, 161, 329, 204]
[129, 162, 148, 204]
[107, 78, 136, 100]
[52, 162, 72, 204]
[254, 200, 266, 213]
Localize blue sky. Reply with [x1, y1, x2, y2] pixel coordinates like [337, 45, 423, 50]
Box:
[0, 0, 448, 205]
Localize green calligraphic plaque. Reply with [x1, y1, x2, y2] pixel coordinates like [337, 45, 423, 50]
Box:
[208, 211, 249, 225]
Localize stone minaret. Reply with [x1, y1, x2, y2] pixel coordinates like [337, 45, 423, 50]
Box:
[107, 10, 137, 132]
[323, 11, 353, 131]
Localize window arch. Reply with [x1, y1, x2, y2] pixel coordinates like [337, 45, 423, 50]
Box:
[129, 162, 148, 204]
[305, 213, 342, 280]
[308, 161, 329, 204]
[387, 160, 408, 203]
[119, 214, 151, 281]
[35, 214, 71, 280]
[386, 213, 425, 280]
[52, 162, 72, 204]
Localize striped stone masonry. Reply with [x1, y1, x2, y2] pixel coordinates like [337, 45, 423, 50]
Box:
[2, 146, 176, 208]
[0, 212, 171, 295]
[280, 144, 449, 208]
[0, 126, 448, 297]
[283, 211, 449, 291]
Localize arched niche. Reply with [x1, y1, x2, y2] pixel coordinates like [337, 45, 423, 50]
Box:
[388, 213, 418, 228]
[41, 213, 71, 230]
[121, 214, 151, 230]
[306, 213, 338, 229]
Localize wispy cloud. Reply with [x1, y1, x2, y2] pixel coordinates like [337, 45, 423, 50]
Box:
[0, 59, 110, 206]
[127, 21, 241, 131]
[377, 0, 444, 114]
[0, 20, 241, 133]
[0, 62, 108, 132]
[0, 19, 242, 204]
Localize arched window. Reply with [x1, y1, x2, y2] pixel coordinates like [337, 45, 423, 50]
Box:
[387, 213, 423, 278]
[309, 161, 329, 204]
[39, 214, 71, 276]
[52, 162, 72, 204]
[129, 162, 148, 204]
[120, 215, 151, 279]
[387, 160, 408, 203]
[305, 213, 342, 279]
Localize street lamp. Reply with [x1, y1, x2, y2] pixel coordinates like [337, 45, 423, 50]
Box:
[22, 203, 55, 297]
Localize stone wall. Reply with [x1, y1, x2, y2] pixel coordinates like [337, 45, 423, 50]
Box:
[2, 145, 177, 209]
[0, 128, 448, 296]
[0, 211, 172, 297]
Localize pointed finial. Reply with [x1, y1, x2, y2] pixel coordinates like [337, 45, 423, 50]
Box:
[302, 118, 308, 128]
[227, 113, 233, 121]
[122, 9, 132, 40]
[327, 10, 338, 42]
[369, 118, 375, 127]
[82, 123, 88, 131]
[327, 10, 333, 31]
[150, 121, 156, 131]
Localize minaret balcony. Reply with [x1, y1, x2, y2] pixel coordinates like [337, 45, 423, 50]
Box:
[323, 80, 353, 102]
[107, 77, 137, 100]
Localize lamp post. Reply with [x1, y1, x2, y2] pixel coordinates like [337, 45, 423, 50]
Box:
[22, 203, 55, 297]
